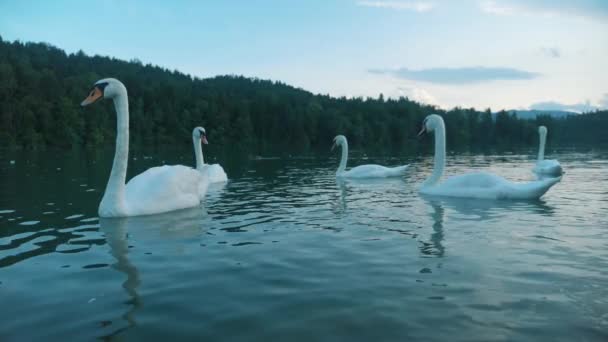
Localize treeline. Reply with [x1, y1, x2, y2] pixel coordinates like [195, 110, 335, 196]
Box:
[0, 36, 606, 153]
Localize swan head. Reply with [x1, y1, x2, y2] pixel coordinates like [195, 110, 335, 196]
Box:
[418, 114, 444, 136]
[538, 126, 547, 136]
[193, 126, 208, 145]
[81, 78, 127, 106]
[332, 135, 347, 151]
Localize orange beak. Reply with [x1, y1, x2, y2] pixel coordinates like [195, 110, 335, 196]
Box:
[81, 87, 103, 106]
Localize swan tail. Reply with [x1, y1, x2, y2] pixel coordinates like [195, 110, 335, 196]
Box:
[534, 165, 563, 178]
[533, 160, 563, 178]
[388, 164, 409, 176]
[511, 176, 561, 200]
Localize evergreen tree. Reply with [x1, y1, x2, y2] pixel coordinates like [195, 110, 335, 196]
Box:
[0, 38, 605, 152]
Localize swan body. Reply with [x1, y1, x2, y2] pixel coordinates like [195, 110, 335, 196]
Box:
[420, 171, 560, 200]
[120, 165, 204, 217]
[332, 135, 408, 178]
[418, 114, 560, 200]
[533, 126, 563, 177]
[193, 127, 228, 183]
[81, 78, 207, 217]
[338, 164, 409, 178]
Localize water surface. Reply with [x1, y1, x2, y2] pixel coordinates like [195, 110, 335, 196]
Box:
[1, 149, 607, 341]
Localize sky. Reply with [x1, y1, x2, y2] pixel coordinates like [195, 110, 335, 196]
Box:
[1, 0, 607, 111]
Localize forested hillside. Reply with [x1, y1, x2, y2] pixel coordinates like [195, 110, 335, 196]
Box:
[1, 36, 606, 152]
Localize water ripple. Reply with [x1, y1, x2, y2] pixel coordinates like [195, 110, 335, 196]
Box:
[0, 151, 606, 341]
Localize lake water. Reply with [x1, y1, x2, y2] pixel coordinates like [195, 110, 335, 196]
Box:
[1, 149, 607, 341]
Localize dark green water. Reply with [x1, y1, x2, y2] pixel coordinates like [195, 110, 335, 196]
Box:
[1, 149, 607, 341]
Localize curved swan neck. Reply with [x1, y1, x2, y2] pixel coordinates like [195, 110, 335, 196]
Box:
[538, 130, 546, 162]
[193, 136, 204, 171]
[337, 140, 348, 174]
[101, 91, 129, 212]
[424, 119, 445, 187]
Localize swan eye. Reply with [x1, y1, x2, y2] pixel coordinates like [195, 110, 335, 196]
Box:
[96, 82, 109, 90]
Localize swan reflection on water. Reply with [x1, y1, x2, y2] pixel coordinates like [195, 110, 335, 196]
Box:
[98, 207, 206, 339]
[421, 199, 446, 258]
[419, 196, 556, 258]
[421, 195, 555, 221]
[333, 176, 411, 215]
[333, 176, 556, 260]
[333, 178, 348, 214]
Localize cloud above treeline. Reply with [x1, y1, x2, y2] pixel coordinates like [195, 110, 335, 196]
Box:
[395, 86, 440, 106]
[369, 66, 540, 84]
[600, 93, 608, 108]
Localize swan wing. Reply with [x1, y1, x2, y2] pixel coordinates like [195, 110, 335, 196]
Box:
[124, 165, 205, 216]
[339, 164, 408, 179]
[202, 164, 228, 183]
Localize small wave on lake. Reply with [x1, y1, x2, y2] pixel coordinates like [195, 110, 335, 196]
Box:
[0, 150, 607, 341]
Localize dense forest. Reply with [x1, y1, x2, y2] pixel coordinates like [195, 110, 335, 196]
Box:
[1, 36, 607, 153]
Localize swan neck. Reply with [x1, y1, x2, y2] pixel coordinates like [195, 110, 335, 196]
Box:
[337, 140, 348, 174]
[424, 121, 445, 187]
[538, 131, 546, 162]
[193, 136, 204, 171]
[102, 92, 129, 211]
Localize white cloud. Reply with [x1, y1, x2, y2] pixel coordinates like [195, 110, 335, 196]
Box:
[478, 0, 608, 20]
[412, 87, 439, 105]
[540, 46, 561, 58]
[598, 93, 608, 109]
[396, 86, 441, 106]
[479, 0, 515, 15]
[369, 66, 539, 84]
[356, 1, 435, 12]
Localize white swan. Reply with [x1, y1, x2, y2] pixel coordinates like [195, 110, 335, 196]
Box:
[418, 114, 560, 200]
[81, 78, 207, 217]
[192, 127, 228, 183]
[332, 135, 408, 178]
[533, 126, 563, 177]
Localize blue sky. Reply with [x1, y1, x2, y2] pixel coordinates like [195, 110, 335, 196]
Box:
[1, 0, 607, 111]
